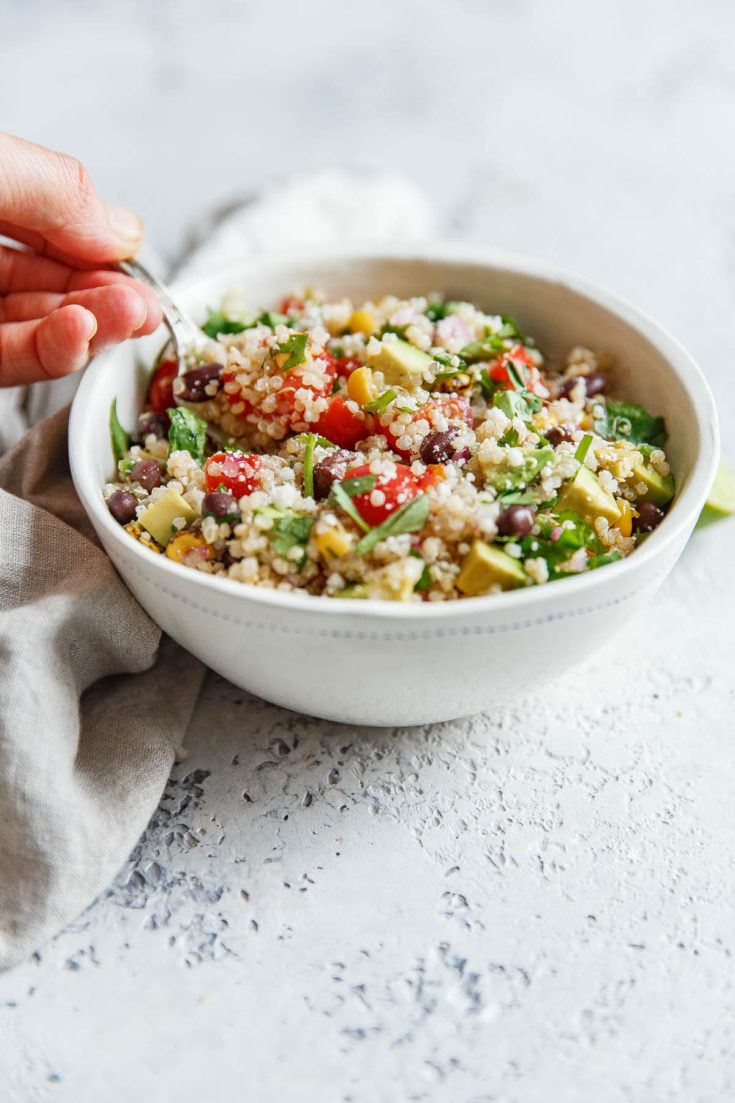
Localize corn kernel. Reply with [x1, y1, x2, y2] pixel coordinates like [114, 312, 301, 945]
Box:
[347, 366, 377, 406]
[166, 531, 212, 564]
[348, 309, 375, 336]
[316, 527, 353, 559]
[615, 498, 633, 537]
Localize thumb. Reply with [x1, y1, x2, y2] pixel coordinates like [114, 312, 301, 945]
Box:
[0, 131, 144, 264]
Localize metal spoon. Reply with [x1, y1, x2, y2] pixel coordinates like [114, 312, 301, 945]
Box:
[116, 257, 207, 372]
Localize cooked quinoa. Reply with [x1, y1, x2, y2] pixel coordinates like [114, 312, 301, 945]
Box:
[104, 288, 675, 601]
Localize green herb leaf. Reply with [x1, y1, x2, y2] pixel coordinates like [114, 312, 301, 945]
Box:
[364, 389, 397, 414]
[109, 399, 130, 464]
[498, 314, 526, 342]
[297, 432, 337, 449]
[201, 309, 251, 338]
[379, 322, 409, 339]
[355, 494, 430, 556]
[424, 301, 455, 322]
[270, 511, 314, 559]
[302, 433, 316, 498]
[167, 406, 208, 464]
[574, 433, 593, 464]
[258, 310, 290, 329]
[459, 334, 508, 362]
[276, 332, 309, 370]
[594, 400, 667, 448]
[498, 427, 520, 448]
[330, 475, 377, 533]
[587, 549, 623, 570]
[409, 551, 432, 591]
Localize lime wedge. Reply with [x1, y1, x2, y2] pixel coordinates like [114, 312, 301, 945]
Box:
[697, 457, 735, 528]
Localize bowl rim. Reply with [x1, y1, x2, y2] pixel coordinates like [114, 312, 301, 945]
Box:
[69, 241, 720, 621]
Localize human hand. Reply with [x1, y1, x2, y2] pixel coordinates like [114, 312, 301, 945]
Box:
[0, 132, 163, 386]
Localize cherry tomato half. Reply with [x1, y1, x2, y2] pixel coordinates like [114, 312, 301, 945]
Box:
[316, 395, 371, 449]
[489, 345, 549, 397]
[346, 462, 423, 527]
[147, 358, 177, 414]
[205, 452, 264, 498]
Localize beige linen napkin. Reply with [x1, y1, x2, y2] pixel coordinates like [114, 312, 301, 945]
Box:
[0, 170, 434, 970]
[0, 409, 205, 969]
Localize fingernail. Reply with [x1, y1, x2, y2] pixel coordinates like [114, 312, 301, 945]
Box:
[107, 204, 144, 246]
[80, 308, 98, 341]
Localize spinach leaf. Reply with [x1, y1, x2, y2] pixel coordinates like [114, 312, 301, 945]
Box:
[109, 399, 130, 464]
[355, 494, 430, 556]
[594, 400, 667, 448]
[167, 406, 207, 464]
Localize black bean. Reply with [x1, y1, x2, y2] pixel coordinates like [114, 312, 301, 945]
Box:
[420, 427, 462, 465]
[561, 373, 608, 399]
[312, 450, 357, 500]
[133, 411, 170, 443]
[545, 426, 574, 447]
[584, 372, 608, 397]
[107, 490, 138, 525]
[497, 504, 535, 538]
[202, 491, 240, 521]
[130, 459, 162, 491]
[177, 362, 223, 402]
[634, 502, 665, 533]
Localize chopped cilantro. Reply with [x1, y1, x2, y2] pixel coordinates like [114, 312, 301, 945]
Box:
[276, 332, 309, 370]
[498, 427, 520, 448]
[594, 400, 667, 448]
[201, 309, 251, 338]
[425, 301, 460, 322]
[410, 551, 432, 591]
[270, 510, 313, 562]
[258, 310, 290, 329]
[493, 389, 540, 420]
[355, 494, 430, 556]
[459, 334, 508, 362]
[364, 389, 398, 414]
[109, 399, 130, 464]
[167, 406, 207, 465]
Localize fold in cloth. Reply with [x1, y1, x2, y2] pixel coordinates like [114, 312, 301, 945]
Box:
[0, 408, 205, 969]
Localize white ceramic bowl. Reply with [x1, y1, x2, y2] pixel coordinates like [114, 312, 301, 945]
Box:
[69, 245, 719, 726]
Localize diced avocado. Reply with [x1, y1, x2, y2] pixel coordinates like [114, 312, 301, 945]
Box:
[139, 489, 196, 547]
[556, 466, 621, 526]
[457, 540, 527, 596]
[479, 447, 554, 493]
[698, 458, 735, 528]
[631, 461, 675, 506]
[367, 338, 434, 390]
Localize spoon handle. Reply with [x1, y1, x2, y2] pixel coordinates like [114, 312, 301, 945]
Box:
[116, 258, 205, 365]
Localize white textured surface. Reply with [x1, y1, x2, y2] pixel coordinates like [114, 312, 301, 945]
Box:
[1, 1, 735, 1100]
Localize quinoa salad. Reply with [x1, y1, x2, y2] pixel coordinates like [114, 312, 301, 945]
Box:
[104, 288, 675, 602]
